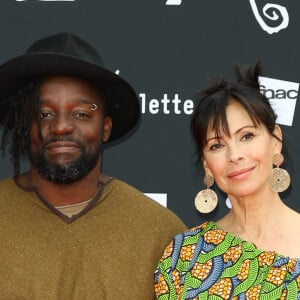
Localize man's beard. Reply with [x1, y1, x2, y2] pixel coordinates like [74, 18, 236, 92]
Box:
[29, 138, 101, 184]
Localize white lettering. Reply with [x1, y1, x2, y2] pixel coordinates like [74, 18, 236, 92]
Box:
[149, 99, 160, 114]
[161, 94, 170, 114]
[138, 93, 194, 115]
[140, 93, 146, 114]
[183, 99, 194, 115]
[172, 94, 181, 114]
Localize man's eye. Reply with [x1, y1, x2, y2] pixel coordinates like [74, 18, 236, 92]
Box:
[40, 112, 53, 119]
[73, 111, 91, 119]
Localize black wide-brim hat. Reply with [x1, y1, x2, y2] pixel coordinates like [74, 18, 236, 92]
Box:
[0, 32, 140, 142]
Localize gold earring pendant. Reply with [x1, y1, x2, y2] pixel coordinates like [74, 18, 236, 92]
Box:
[269, 153, 290, 193]
[194, 174, 218, 213]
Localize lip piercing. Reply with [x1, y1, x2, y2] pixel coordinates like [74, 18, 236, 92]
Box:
[90, 104, 98, 111]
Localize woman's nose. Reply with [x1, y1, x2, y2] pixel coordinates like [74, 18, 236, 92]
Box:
[227, 146, 244, 163]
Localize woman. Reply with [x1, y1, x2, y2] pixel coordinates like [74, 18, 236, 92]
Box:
[154, 63, 300, 299]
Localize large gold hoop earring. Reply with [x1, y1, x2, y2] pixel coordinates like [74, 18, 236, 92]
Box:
[194, 174, 218, 213]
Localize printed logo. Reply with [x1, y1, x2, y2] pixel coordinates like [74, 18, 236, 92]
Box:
[249, 0, 289, 34]
[259, 76, 299, 126]
[145, 193, 167, 207]
[165, 0, 182, 5]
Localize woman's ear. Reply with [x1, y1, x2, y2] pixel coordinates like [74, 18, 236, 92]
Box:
[202, 160, 212, 176]
[202, 159, 207, 171]
[273, 124, 283, 154]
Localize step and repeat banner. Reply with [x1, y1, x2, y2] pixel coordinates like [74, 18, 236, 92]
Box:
[0, 0, 299, 227]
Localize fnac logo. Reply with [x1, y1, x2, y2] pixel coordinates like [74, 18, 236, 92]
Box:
[259, 76, 299, 126]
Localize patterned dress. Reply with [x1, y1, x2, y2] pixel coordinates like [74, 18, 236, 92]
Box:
[154, 221, 300, 300]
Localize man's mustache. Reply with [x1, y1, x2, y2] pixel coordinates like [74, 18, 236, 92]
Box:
[43, 137, 83, 148]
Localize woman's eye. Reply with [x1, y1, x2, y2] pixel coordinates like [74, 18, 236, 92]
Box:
[241, 133, 254, 141]
[209, 143, 223, 151]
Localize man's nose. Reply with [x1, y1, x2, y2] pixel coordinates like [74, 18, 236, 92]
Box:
[49, 113, 74, 135]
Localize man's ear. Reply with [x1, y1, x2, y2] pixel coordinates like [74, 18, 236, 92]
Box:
[102, 116, 112, 143]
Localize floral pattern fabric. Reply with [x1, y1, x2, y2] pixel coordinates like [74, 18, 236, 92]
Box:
[154, 221, 300, 299]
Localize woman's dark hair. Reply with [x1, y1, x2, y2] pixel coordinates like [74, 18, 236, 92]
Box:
[190, 62, 278, 160]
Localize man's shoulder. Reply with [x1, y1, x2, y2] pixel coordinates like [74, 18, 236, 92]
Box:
[105, 177, 186, 228]
[0, 177, 15, 189]
[106, 178, 146, 195]
[106, 178, 162, 206]
[0, 178, 18, 203]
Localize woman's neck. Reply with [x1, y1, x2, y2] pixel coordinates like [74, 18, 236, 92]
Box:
[216, 193, 300, 258]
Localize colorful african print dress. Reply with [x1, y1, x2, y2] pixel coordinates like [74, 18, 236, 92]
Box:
[154, 221, 300, 300]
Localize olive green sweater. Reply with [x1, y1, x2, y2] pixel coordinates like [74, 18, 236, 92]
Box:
[0, 177, 186, 299]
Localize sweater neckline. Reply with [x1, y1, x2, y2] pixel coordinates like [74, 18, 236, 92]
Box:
[13, 174, 113, 223]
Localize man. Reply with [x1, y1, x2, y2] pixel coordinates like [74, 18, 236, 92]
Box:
[0, 32, 186, 299]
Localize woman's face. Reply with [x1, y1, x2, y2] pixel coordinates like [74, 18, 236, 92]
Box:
[202, 100, 282, 198]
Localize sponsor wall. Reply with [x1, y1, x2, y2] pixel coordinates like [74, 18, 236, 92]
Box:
[0, 0, 299, 228]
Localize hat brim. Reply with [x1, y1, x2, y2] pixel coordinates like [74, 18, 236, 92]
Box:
[0, 53, 140, 142]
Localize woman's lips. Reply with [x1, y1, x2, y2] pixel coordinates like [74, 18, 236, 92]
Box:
[227, 167, 255, 179]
